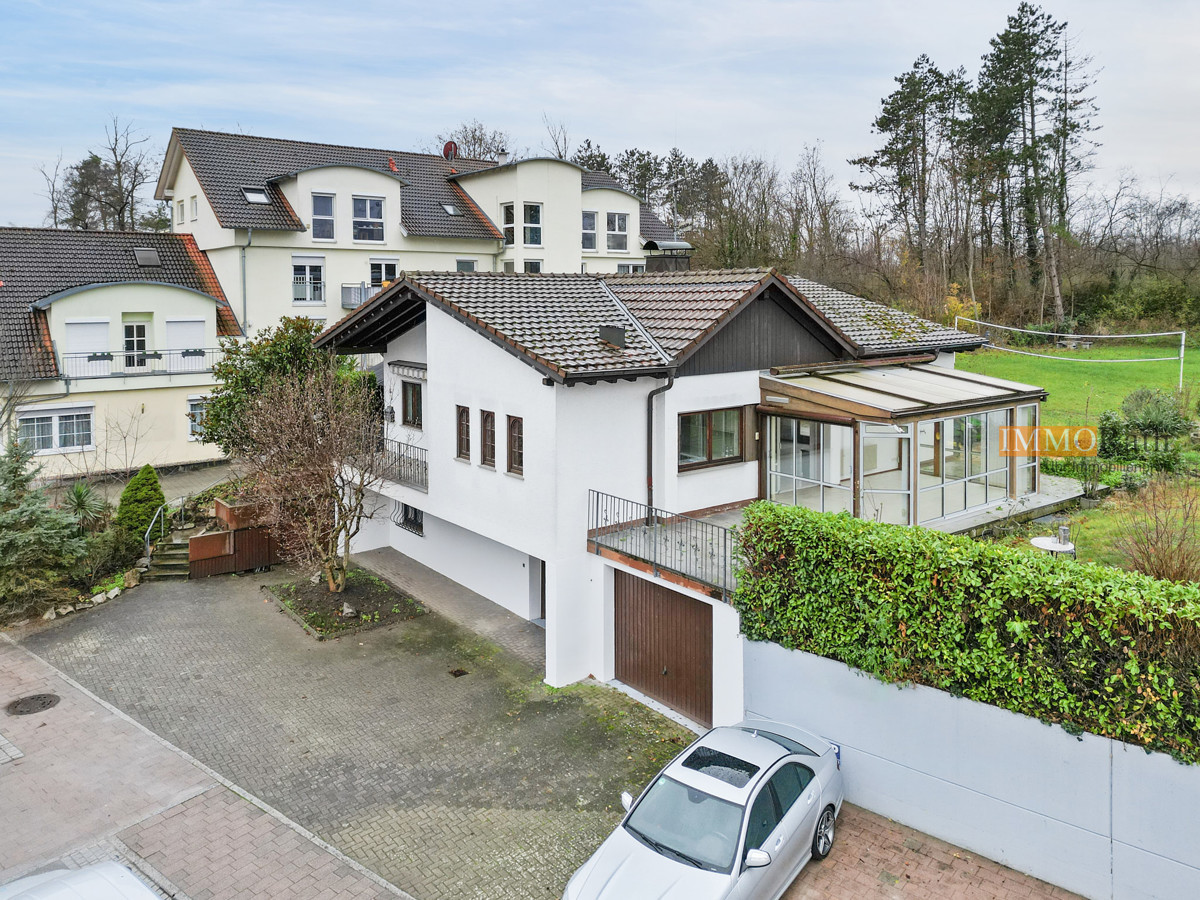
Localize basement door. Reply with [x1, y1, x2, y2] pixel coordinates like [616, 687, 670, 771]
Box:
[614, 570, 713, 727]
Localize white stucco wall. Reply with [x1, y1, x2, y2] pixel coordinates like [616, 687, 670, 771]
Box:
[45, 282, 220, 354]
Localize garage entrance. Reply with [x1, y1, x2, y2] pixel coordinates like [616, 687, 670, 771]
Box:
[614, 570, 713, 727]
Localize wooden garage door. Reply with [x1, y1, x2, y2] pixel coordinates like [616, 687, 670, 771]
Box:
[615, 570, 713, 727]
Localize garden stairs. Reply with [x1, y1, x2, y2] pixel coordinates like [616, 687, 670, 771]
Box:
[144, 533, 190, 582]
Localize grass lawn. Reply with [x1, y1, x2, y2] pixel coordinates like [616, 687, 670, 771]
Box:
[999, 496, 1130, 568]
[956, 342, 1196, 426]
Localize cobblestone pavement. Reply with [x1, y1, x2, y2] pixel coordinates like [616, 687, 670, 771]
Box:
[0, 638, 403, 899]
[15, 571, 694, 900]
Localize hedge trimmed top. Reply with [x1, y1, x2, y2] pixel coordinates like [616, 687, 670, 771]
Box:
[733, 502, 1200, 764]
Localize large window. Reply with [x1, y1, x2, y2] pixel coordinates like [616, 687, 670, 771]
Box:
[455, 405, 470, 460]
[17, 407, 94, 453]
[401, 381, 422, 429]
[312, 193, 335, 240]
[293, 260, 324, 304]
[501, 203, 515, 245]
[766, 416, 852, 513]
[352, 196, 384, 241]
[679, 408, 742, 470]
[918, 409, 1014, 524]
[860, 423, 912, 526]
[480, 410, 495, 467]
[523, 203, 542, 246]
[507, 415, 524, 474]
[581, 211, 597, 250]
[607, 212, 628, 251]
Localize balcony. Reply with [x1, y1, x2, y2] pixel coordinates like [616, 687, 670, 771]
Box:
[58, 348, 222, 379]
[293, 276, 325, 305]
[587, 490, 736, 598]
[381, 436, 428, 491]
[341, 283, 383, 310]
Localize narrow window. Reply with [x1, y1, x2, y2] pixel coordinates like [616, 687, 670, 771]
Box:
[606, 212, 628, 251]
[523, 203, 542, 245]
[352, 196, 384, 241]
[581, 211, 597, 250]
[312, 194, 335, 240]
[503, 260, 515, 273]
[401, 381, 422, 429]
[523, 259, 542, 274]
[293, 263, 324, 304]
[188, 398, 208, 439]
[124, 323, 148, 368]
[175, 201, 184, 224]
[480, 410, 495, 467]
[507, 415, 523, 474]
[401, 504, 423, 535]
[678, 408, 743, 469]
[455, 405, 471, 460]
[502, 203, 515, 245]
[189, 196, 198, 221]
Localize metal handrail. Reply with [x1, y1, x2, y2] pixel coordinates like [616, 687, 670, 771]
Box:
[59, 347, 223, 379]
[142, 472, 233, 557]
[586, 489, 735, 598]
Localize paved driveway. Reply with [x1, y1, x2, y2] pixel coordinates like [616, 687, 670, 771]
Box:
[12, 569, 1077, 900]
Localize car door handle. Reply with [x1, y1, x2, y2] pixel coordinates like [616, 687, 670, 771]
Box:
[773, 836, 783, 850]
[806, 792, 815, 805]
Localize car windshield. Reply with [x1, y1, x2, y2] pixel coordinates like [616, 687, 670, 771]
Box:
[624, 775, 744, 873]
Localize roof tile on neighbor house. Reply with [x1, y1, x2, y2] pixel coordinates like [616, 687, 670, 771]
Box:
[168, 128, 503, 240]
[784, 276, 984, 355]
[0, 228, 240, 380]
[403, 271, 670, 379]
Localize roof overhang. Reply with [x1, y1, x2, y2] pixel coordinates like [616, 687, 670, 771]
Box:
[268, 164, 410, 187]
[760, 363, 1047, 423]
[154, 131, 185, 200]
[31, 281, 224, 310]
[448, 157, 584, 182]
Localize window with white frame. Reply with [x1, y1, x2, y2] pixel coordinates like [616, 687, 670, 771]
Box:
[188, 397, 208, 440]
[503, 260, 515, 273]
[523, 203, 542, 246]
[352, 196, 384, 241]
[292, 258, 325, 304]
[455, 259, 476, 272]
[617, 263, 645, 274]
[502, 203, 515, 245]
[312, 194, 335, 240]
[17, 406, 94, 453]
[175, 201, 184, 225]
[370, 260, 398, 288]
[606, 212, 628, 251]
[190, 196, 198, 220]
[581, 211, 597, 250]
[524, 260, 542, 274]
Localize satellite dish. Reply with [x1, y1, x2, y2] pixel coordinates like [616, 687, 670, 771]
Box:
[442, 141, 458, 162]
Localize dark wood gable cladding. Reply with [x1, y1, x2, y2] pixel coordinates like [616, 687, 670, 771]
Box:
[676, 283, 845, 377]
[314, 284, 425, 353]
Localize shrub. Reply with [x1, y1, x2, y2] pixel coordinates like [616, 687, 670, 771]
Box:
[1115, 477, 1200, 583]
[72, 526, 142, 591]
[734, 502, 1200, 763]
[1098, 409, 1137, 459]
[114, 464, 166, 541]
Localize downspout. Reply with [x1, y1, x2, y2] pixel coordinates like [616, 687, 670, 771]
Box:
[646, 370, 675, 511]
[239, 228, 253, 333]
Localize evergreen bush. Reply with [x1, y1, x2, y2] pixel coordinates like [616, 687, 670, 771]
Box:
[114, 464, 166, 542]
[734, 502, 1200, 763]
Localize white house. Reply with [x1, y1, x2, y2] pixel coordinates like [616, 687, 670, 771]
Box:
[317, 268, 1045, 729]
[0, 228, 241, 479]
[154, 128, 676, 336]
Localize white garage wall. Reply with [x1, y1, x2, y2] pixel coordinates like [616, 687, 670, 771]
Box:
[744, 640, 1200, 900]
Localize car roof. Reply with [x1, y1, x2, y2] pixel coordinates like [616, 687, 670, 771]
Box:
[734, 718, 832, 757]
[663, 726, 791, 804]
[0, 862, 158, 900]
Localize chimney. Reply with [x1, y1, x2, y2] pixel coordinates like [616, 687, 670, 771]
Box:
[599, 325, 626, 349]
[497, 149, 510, 166]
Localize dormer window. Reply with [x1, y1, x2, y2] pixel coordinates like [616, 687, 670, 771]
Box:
[241, 187, 270, 204]
[133, 247, 161, 267]
[441, 202, 462, 216]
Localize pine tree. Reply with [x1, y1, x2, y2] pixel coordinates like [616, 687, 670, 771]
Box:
[114, 464, 166, 541]
[0, 438, 86, 610]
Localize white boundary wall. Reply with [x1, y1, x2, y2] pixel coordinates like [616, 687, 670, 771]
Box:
[744, 640, 1200, 900]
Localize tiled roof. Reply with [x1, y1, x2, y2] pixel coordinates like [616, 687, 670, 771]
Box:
[168, 129, 502, 240]
[403, 271, 670, 380]
[0, 228, 239, 380]
[603, 269, 772, 357]
[785, 276, 984, 355]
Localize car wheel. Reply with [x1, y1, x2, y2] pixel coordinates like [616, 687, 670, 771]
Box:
[811, 806, 836, 860]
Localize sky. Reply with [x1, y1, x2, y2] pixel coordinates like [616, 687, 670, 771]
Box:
[2, 0, 1198, 228]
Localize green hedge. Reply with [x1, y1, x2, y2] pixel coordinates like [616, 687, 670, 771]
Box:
[733, 502, 1200, 763]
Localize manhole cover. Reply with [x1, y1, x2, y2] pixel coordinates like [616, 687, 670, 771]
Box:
[6, 694, 60, 716]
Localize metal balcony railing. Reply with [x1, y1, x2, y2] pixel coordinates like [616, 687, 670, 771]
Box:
[341, 283, 383, 309]
[293, 276, 325, 304]
[587, 489, 736, 597]
[59, 347, 223, 379]
[381, 437, 428, 491]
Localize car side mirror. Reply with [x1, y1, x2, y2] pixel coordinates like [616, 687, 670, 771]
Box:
[620, 791, 633, 812]
[745, 849, 771, 868]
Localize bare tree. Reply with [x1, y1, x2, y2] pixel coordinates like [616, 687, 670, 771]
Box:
[1116, 477, 1200, 582]
[430, 119, 512, 161]
[541, 113, 571, 160]
[238, 360, 387, 592]
[39, 154, 67, 228]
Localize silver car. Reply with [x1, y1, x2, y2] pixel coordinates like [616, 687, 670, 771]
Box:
[564, 719, 844, 900]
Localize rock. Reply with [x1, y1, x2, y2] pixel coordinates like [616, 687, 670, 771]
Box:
[91, 593, 106, 604]
[135, 556, 151, 568]
[135, 567, 148, 574]
[342, 602, 358, 618]
[57, 605, 75, 615]
[106, 586, 122, 600]
[124, 569, 141, 588]
[42, 609, 57, 620]
[309, 573, 322, 585]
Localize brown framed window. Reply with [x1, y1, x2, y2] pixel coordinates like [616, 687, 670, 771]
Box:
[678, 408, 743, 470]
[401, 381, 422, 429]
[507, 415, 523, 474]
[455, 405, 470, 460]
[481, 410, 496, 467]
